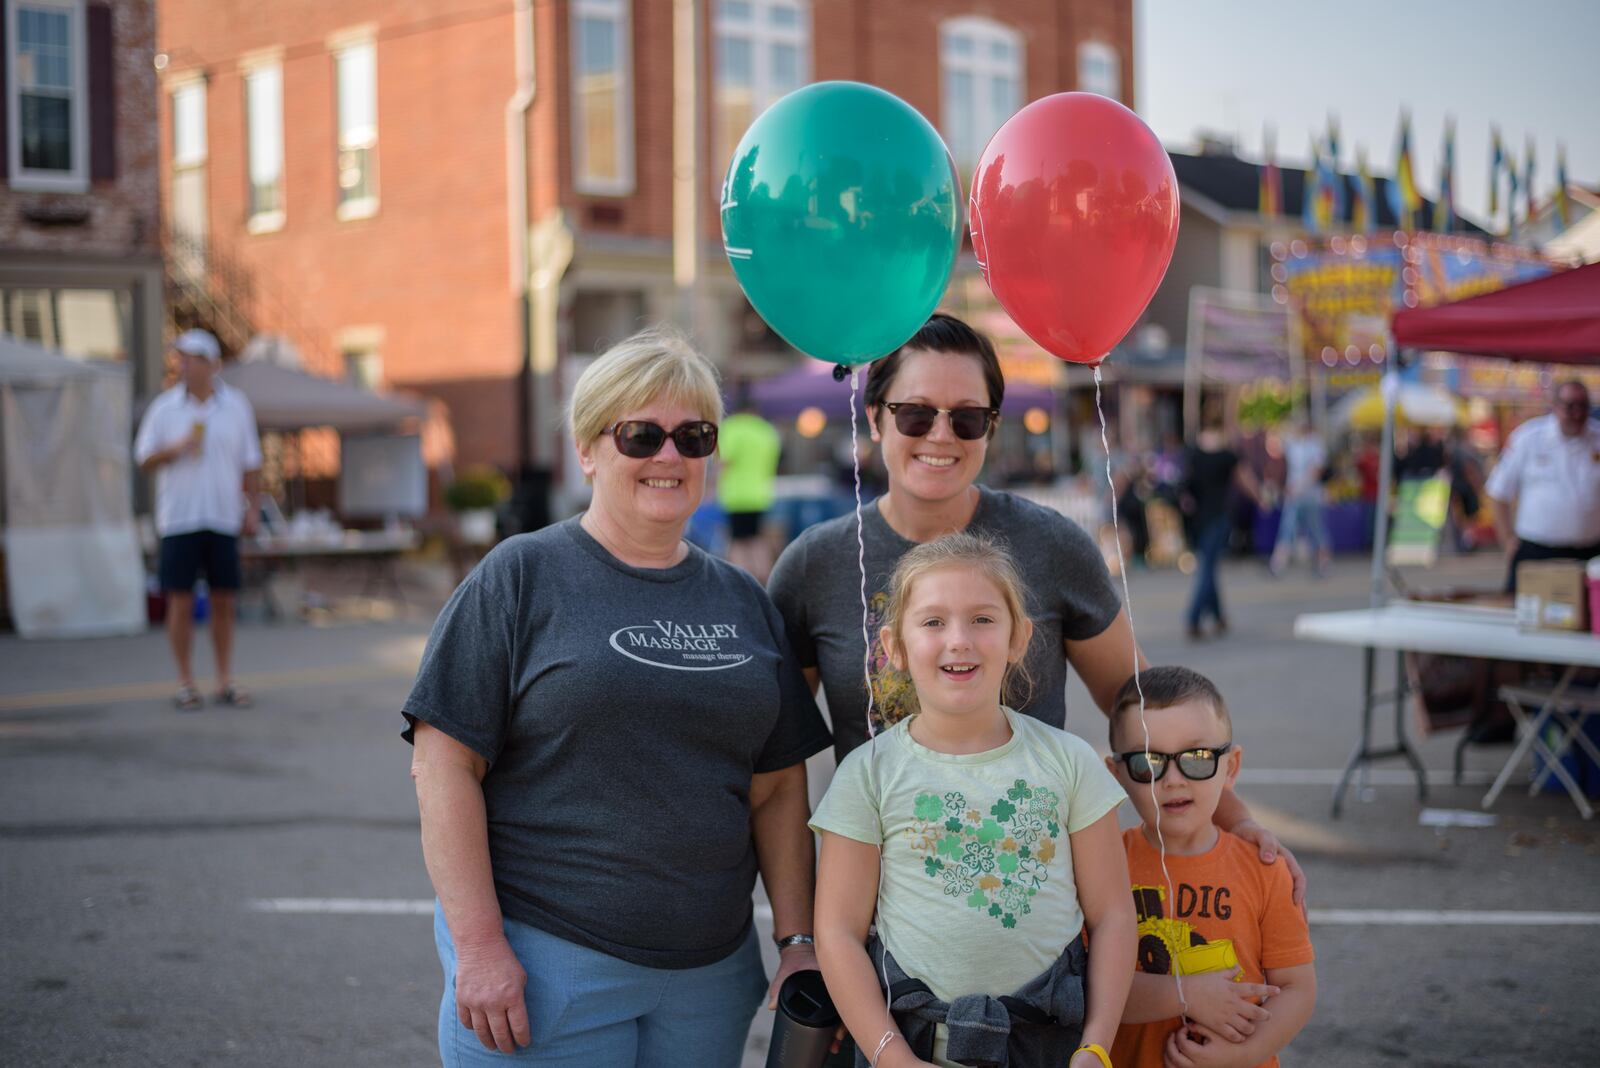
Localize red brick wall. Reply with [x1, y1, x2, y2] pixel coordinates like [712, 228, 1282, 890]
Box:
[555, 0, 1136, 246]
[158, 0, 523, 468]
[0, 0, 160, 257]
[155, 0, 1133, 470]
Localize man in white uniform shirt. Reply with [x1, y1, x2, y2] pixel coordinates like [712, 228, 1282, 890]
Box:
[1485, 380, 1600, 592]
[134, 330, 262, 709]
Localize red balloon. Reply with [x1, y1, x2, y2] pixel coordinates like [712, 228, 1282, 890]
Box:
[969, 93, 1180, 365]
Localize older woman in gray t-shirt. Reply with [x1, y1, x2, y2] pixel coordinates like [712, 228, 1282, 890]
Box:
[405, 328, 831, 1067]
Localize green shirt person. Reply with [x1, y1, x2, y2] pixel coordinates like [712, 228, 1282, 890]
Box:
[718, 406, 782, 581]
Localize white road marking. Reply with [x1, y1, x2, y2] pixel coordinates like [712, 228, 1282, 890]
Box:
[1237, 768, 1494, 786]
[250, 899, 1600, 927]
[1309, 909, 1600, 926]
[250, 897, 434, 915]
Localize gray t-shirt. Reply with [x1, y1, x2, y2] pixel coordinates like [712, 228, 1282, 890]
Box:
[403, 517, 832, 969]
[768, 487, 1121, 762]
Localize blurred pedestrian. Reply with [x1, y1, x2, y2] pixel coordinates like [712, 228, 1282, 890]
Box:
[133, 330, 261, 711]
[717, 387, 782, 583]
[1444, 427, 1487, 551]
[1485, 380, 1600, 592]
[404, 328, 831, 1067]
[1182, 417, 1262, 640]
[1269, 415, 1331, 577]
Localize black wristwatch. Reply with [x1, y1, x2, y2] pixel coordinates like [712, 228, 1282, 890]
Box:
[774, 933, 815, 951]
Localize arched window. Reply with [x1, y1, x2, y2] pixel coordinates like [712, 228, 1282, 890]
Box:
[939, 16, 1023, 174]
[1077, 40, 1120, 100]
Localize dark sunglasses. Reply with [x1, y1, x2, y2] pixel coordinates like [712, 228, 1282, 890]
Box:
[601, 420, 718, 459]
[881, 402, 998, 441]
[1113, 744, 1233, 784]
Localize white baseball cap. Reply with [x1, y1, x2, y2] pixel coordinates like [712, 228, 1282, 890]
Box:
[172, 329, 222, 362]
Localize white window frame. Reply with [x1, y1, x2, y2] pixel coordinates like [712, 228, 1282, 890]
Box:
[939, 16, 1023, 175]
[713, 0, 810, 177]
[332, 37, 379, 220]
[167, 74, 209, 261]
[570, 0, 634, 197]
[1077, 40, 1120, 100]
[241, 56, 285, 234]
[170, 77, 208, 169]
[5, 0, 89, 193]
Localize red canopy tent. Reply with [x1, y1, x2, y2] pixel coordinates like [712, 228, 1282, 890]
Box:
[1391, 260, 1600, 364]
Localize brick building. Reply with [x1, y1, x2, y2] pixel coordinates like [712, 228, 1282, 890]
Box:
[1, 0, 164, 395]
[154, 0, 1133, 493]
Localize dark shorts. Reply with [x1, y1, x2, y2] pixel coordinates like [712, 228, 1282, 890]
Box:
[160, 531, 242, 592]
[726, 510, 766, 541]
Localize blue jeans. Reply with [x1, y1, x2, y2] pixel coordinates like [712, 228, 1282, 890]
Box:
[1187, 516, 1231, 628]
[433, 903, 767, 1068]
[1274, 494, 1329, 559]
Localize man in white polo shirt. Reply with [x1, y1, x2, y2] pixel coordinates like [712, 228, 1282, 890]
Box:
[134, 330, 262, 710]
[1485, 380, 1600, 592]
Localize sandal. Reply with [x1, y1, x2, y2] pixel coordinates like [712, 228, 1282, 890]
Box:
[213, 684, 253, 708]
[173, 685, 204, 711]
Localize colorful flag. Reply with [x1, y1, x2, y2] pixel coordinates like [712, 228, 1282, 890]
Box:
[1259, 127, 1282, 218]
[1325, 116, 1346, 223]
[1488, 125, 1504, 217]
[1302, 135, 1322, 233]
[1524, 138, 1536, 225]
[1433, 118, 1456, 232]
[1389, 111, 1422, 230]
[1354, 149, 1376, 233]
[1317, 151, 1338, 231]
[1555, 143, 1572, 229]
[1506, 146, 1521, 240]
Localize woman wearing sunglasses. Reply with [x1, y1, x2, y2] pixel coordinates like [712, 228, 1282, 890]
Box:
[404, 327, 832, 1067]
[768, 313, 1303, 889]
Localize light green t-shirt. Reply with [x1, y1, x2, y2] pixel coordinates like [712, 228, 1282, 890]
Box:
[716, 412, 781, 513]
[811, 708, 1126, 1004]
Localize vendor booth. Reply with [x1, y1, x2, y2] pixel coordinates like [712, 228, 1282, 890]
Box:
[213, 357, 429, 617]
[0, 334, 144, 638]
[1296, 261, 1600, 817]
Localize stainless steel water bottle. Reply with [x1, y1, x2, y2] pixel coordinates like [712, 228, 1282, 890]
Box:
[765, 969, 840, 1068]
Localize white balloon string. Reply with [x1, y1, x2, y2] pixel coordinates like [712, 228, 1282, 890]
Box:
[848, 366, 893, 1016]
[850, 368, 876, 739]
[1093, 363, 1184, 1016]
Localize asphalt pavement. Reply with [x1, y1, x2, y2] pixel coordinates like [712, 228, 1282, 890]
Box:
[2, 549, 1596, 1067]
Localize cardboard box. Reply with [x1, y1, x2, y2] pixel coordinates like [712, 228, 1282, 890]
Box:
[1515, 560, 1590, 631]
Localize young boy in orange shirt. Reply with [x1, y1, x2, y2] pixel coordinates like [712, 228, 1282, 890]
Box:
[1106, 667, 1316, 1068]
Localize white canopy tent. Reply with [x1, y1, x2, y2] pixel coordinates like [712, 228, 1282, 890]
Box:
[0, 334, 144, 637]
[217, 358, 425, 432]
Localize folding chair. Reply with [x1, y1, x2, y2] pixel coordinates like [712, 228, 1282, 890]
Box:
[1483, 678, 1600, 819]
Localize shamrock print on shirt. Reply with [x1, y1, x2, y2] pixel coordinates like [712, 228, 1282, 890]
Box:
[905, 779, 1061, 929]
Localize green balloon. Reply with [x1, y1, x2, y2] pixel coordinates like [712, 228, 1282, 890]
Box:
[721, 82, 962, 366]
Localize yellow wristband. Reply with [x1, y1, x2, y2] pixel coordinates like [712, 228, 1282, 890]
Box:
[1075, 1043, 1113, 1068]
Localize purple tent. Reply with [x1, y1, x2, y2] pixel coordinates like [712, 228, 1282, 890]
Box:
[748, 360, 1057, 419]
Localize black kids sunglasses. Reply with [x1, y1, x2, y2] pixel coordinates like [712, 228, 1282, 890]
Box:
[1113, 744, 1233, 784]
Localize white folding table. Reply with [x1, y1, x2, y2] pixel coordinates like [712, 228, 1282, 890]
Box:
[1293, 602, 1600, 818]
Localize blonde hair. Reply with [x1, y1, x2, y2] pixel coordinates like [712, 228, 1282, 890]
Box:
[879, 532, 1036, 715]
[568, 325, 725, 446]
